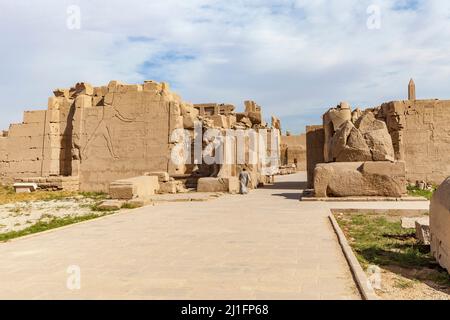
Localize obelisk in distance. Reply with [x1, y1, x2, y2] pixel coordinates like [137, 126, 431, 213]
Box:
[408, 78, 416, 100]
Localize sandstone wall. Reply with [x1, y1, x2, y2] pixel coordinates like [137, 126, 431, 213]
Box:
[73, 81, 188, 191]
[280, 134, 306, 171]
[0, 108, 70, 181]
[380, 99, 450, 185]
[0, 81, 189, 192]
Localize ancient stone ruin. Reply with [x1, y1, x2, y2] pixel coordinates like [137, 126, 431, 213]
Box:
[280, 132, 306, 172]
[0, 80, 281, 198]
[307, 79, 450, 198]
[314, 101, 406, 198]
[430, 177, 450, 273]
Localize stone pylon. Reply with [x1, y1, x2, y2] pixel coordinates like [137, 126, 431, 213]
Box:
[408, 78, 416, 100]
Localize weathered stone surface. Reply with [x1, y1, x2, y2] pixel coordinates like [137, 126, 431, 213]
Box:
[180, 104, 199, 129]
[13, 183, 38, 193]
[331, 121, 372, 162]
[323, 102, 352, 162]
[247, 111, 262, 124]
[314, 161, 406, 198]
[415, 218, 430, 245]
[197, 177, 239, 193]
[430, 176, 450, 273]
[361, 161, 405, 177]
[355, 112, 386, 133]
[351, 108, 362, 123]
[380, 98, 450, 185]
[309, 80, 450, 189]
[109, 176, 159, 200]
[98, 200, 124, 211]
[325, 112, 395, 163]
[126, 199, 147, 208]
[159, 181, 178, 194]
[306, 125, 325, 188]
[73, 82, 94, 96]
[356, 113, 395, 161]
[145, 172, 170, 183]
[401, 217, 427, 229]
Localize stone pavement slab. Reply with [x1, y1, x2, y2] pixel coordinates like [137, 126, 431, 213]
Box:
[0, 173, 360, 300]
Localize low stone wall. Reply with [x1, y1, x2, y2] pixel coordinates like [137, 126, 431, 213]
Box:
[13, 176, 80, 192]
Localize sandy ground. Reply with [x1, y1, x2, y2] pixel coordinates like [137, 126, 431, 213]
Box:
[0, 198, 98, 233]
[372, 267, 450, 300]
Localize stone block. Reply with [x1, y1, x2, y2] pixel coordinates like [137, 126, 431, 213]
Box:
[13, 183, 38, 193]
[104, 93, 114, 105]
[145, 171, 170, 182]
[314, 161, 406, 198]
[227, 177, 239, 194]
[415, 218, 431, 245]
[94, 86, 108, 97]
[97, 200, 124, 211]
[75, 94, 93, 108]
[247, 111, 262, 124]
[143, 80, 161, 92]
[197, 177, 239, 193]
[23, 111, 46, 124]
[53, 88, 70, 98]
[126, 199, 147, 208]
[118, 84, 143, 93]
[159, 181, 178, 194]
[74, 82, 94, 96]
[109, 176, 160, 200]
[9, 123, 45, 137]
[430, 176, 450, 273]
[401, 216, 428, 229]
[107, 80, 125, 93]
[210, 115, 228, 128]
[244, 100, 257, 112]
[362, 161, 405, 176]
[170, 115, 184, 131]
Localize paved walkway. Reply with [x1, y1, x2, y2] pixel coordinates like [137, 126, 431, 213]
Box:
[0, 173, 360, 300]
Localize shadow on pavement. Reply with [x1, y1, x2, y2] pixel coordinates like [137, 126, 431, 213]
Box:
[262, 181, 308, 190]
[271, 192, 301, 200]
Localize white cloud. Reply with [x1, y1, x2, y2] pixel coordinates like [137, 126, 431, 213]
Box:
[1, 0, 450, 133]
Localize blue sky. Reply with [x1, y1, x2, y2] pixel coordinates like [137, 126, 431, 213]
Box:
[1, 0, 450, 134]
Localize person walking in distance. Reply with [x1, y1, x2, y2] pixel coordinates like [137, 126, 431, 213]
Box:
[239, 168, 252, 195]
